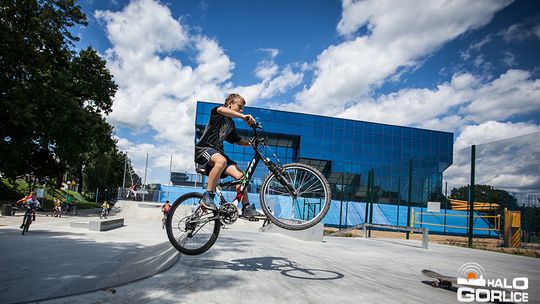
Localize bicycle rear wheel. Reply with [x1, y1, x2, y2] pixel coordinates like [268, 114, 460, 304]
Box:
[22, 214, 31, 235]
[166, 192, 221, 255]
[260, 163, 331, 230]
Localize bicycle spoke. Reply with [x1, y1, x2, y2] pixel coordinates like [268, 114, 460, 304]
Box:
[298, 175, 318, 194]
[261, 164, 330, 230]
[166, 193, 220, 255]
[267, 186, 290, 196]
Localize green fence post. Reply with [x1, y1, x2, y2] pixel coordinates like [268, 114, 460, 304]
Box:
[368, 169, 375, 237]
[364, 170, 371, 224]
[406, 159, 412, 240]
[468, 145, 476, 247]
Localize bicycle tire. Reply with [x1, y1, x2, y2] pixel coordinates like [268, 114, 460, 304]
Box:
[260, 163, 331, 230]
[22, 213, 31, 235]
[166, 192, 221, 255]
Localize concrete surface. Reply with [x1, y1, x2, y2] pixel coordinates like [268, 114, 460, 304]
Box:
[1, 201, 539, 304]
[259, 220, 324, 242]
[0, 207, 178, 304]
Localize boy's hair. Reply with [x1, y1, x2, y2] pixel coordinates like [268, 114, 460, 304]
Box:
[224, 93, 246, 107]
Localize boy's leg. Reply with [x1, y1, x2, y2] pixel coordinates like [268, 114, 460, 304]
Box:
[206, 154, 228, 192]
[224, 165, 262, 218]
[224, 165, 249, 205]
[200, 153, 227, 210]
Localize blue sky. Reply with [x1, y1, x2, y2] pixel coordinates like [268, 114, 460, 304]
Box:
[73, 0, 540, 190]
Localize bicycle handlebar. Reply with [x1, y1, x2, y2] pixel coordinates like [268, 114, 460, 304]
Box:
[250, 122, 262, 130]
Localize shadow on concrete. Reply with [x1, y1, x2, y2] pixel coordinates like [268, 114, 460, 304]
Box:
[0, 227, 177, 304]
[186, 256, 344, 281]
[420, 280, 459, 292]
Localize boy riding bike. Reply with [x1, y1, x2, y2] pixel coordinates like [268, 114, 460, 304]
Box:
[17, 192, 38, 221]
[18, 192, 39, 229]
[195, 93, 262, 219]
[101, 201, 111, 212]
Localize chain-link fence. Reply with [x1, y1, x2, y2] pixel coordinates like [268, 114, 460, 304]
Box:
[443, 131, 540, 245]
[116, 132, 540, 245]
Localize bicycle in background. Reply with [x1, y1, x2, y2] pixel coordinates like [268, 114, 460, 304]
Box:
[20, 204, 35, 235]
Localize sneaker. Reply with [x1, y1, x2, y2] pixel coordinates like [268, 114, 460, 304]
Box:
[241, 204, 262, 218]
[199, 191, 217, 210]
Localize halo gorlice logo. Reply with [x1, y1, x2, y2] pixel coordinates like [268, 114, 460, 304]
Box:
[457, 262, 529, 303]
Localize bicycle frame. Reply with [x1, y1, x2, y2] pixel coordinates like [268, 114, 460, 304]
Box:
[214, 124, 296, 208]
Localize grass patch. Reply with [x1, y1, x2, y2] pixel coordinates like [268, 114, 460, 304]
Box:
[0, 178, 99, 211]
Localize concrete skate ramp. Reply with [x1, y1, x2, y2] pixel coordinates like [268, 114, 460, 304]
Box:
[0, 218, 178, 304]
[112, 200, 163, 221]
[44, 222, 540, 304]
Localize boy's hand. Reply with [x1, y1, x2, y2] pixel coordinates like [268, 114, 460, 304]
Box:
[242, 114, 256, 126]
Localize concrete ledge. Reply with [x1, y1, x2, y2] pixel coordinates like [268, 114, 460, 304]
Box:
[259, 221, 324, 242]
[332, 223, 429, 249]
[89, 218, 125, 231]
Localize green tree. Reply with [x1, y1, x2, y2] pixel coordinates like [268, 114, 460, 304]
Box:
[0, 1, 120, 192]
[1, 0, 87, 178]
[449, 184, 519, 210]
[83, 149, 137, 195]
[521, 207, 540, 237]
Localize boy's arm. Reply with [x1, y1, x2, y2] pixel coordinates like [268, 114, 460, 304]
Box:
[235, 139, 252, 146]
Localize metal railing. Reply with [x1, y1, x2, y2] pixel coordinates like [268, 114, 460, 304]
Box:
[412, 210, 500, 232]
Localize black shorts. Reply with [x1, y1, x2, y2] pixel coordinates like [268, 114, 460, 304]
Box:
[194, 147, 237, 176]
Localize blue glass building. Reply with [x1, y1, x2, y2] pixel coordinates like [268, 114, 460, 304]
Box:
[188, 101, 499, 236]
[195, 101, 454, 206]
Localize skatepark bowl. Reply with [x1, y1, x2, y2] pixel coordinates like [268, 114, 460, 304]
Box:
[0, 200, 538, 304]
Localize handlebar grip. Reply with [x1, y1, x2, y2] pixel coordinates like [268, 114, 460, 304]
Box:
[250, 122, 262, 129]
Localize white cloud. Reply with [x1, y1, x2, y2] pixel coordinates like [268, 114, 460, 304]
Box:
[291, 0, 511, 114]
[445, 129, 540, 193]
[95, 0, 538, 192]
[334, 69, 540, 133]
[194, 36, 234, 83]
[96, 0, 305, 181]
[460, 70, 540, 123]
[499, 23, 537, 43]
[535, 24, 540, 39]
[232, 64, 305, 105]
[254, 49, 280, 80]
[501, 51, 517, 67]
[114, 136, 194, 184]
[454, 121, 540, 150]
[95, 0, 187, 57]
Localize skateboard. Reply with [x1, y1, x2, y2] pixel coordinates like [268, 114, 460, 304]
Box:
[422, 269, 457, 288]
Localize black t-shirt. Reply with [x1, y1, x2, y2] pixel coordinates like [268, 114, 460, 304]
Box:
[195, 106, 241, 153]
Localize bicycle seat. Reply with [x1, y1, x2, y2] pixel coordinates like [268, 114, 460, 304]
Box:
[195, 163, 207, 175]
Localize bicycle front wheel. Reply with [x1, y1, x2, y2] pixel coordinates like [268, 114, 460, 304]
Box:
[22, 214, 31, 235]
[166, 192, 221, 255]
[260, 163, 331, 230]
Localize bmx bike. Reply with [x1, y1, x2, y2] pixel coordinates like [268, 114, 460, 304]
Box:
[21, 205, 34, 235]
[63, 204, 78, 216]
[165, 123, 331, 255]
[100, 207, 109, 219]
